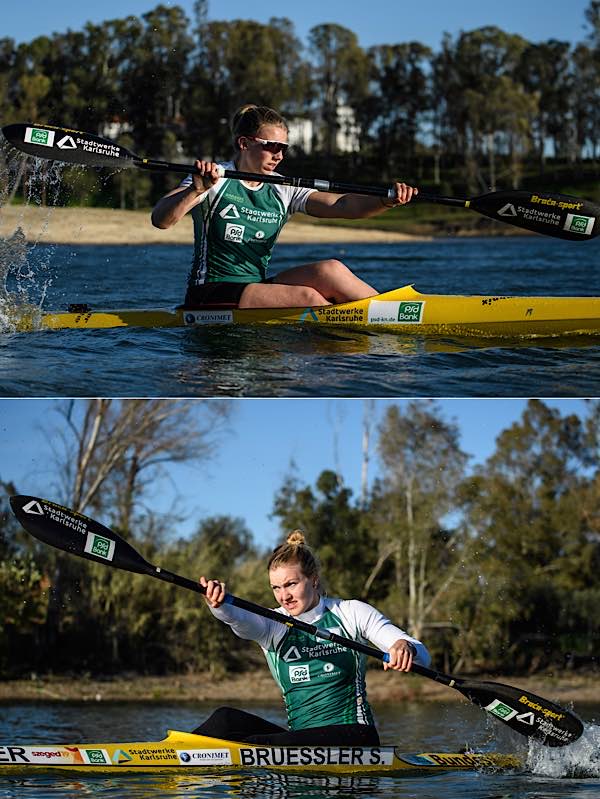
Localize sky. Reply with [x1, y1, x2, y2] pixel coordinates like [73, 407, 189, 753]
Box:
[0, 398, 589, 552]
[3, 0, 594, 51]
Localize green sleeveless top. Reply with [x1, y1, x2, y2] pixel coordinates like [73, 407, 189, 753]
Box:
[179, 163, 315, 286]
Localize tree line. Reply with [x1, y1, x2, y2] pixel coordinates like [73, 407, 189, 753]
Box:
[1, 3, 600, 209]
[1, 398, 598, 679]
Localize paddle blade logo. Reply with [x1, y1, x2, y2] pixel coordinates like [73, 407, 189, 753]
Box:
[498, 203, 517, 217]
[24, 127, 55, 147]
[564, 214, 595, 236]
[22, 500, 44, 516]
[485, 699, 518, 720]
[57, 135, 77, 150]
[84, 532, 115, 562]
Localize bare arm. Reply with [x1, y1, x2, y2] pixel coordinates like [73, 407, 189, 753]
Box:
[305, 181, 418, 220]
[151, 160, 222, 229]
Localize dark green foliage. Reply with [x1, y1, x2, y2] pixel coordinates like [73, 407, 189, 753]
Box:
[2, 5, 600, 207]
[2, 399, 600, 677]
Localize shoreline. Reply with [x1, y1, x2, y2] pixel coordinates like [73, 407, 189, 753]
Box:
[0, 671, 596, 705]
[0, 204, 428, 246]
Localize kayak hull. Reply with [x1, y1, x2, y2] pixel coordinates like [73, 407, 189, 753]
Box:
[0, 729, 521, 774]
[13, 285, 600, 337]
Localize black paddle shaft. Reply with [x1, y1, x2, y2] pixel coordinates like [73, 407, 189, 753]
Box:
[3, 122, 600, 241]
[9, 495, 584, 747]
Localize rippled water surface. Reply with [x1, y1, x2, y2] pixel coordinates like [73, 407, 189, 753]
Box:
[0, 700, 598, 798]
[1, 236, 600, 396]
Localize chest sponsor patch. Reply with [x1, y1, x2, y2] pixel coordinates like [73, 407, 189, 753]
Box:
[224, 223, 245, 243]
[283, 646, 302, 662]
[289, 664, 310, 683]
[219, 203, 240, 220]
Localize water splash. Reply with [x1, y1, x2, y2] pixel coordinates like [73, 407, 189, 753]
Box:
[527, 720, 600, 778]
[0, 135, 65, 331]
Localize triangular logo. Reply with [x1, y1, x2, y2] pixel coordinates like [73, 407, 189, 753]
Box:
[112, 748, 133, 764]
[219, 203, 240, 220]
[498, 203, 517, 217]
[515, 711, 536, 725]
[57, 135, 77, 150]
[299, 308, 319, 322]
[22, 500, 44, 515]
[283, 646, 302, 662]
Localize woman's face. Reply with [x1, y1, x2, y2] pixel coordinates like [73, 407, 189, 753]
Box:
[238, 123, 288, 173]
[269, 562, 319, 616]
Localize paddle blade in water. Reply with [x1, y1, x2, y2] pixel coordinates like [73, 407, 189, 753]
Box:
[469, 190, 600, 241]
[1, 124, 137, 168]
[454, 677, 584, 747]
[9, 495, 152, 575]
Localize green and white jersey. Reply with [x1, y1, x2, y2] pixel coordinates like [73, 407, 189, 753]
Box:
[210, 597, 430, 731]
[180, 163, 316, 286]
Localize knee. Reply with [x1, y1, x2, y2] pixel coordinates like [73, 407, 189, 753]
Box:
[296, 286, 328, 306]
[316, 259, 348, 277]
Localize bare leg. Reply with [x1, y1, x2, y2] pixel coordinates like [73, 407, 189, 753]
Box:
[239, 282, 329, 309]
[239, 260, 378, 309]
[274, 260, 377, 303]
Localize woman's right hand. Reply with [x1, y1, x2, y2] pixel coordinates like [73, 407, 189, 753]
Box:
[192, 160, 222, 194]
[200, 575, 227, 608]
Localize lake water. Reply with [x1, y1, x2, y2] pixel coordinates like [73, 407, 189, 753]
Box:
[1, 236, 600, 397]
[0, 700, 598, 798]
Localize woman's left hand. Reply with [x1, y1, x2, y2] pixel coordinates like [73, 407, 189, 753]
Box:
[383, 639, 416, 671]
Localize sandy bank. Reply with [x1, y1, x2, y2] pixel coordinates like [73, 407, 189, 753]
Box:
[0, 205, 426, 246]
[0, 670, 596, 705]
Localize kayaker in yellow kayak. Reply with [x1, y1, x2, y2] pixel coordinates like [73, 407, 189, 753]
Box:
[196, 530, 430, 746]
[151, 104, 418, 308]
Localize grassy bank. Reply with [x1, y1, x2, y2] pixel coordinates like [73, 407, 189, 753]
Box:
[0, 670, 596, 705]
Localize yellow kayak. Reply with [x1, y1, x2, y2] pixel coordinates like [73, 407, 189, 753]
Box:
[12, 285, 600, 337]
[0, 729, 521, 774]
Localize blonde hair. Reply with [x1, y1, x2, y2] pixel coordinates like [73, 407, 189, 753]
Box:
[231, 104, 288, 152]
[268, 529, 320, 583]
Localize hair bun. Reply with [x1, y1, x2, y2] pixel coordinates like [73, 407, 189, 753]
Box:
[286, 529, 306, 547]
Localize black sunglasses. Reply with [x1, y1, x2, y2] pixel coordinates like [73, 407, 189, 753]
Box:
[247, 136, 289, 155]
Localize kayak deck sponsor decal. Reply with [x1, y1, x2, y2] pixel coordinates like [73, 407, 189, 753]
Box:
[183, 310, 234, 326]
[367, 300, 425, 325]
[176, 749, 232, 766]
[239, 746, 394, 768]
[79, 748, 110, 765]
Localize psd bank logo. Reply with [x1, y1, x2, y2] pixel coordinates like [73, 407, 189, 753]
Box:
[289, 664, 310, 683]
[224, 223, 244, 243]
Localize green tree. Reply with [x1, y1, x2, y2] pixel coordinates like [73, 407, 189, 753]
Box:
[369, 400, 468, 640]
[367, 42, 432, 179]
[271, 467, 374, 598]
[308, 24, 370, 157]
[457, 399, 592, 671]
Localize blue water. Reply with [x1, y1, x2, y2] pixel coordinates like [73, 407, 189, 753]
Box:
[1, 236, 600, 397]
[0, 700, 598, 798]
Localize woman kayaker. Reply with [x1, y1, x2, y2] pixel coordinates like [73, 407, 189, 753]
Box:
[194, 530, 430, 746]
[151, 104, 418, 308]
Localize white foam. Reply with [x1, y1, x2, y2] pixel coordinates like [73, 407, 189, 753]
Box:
[527, 722, 600, 778]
